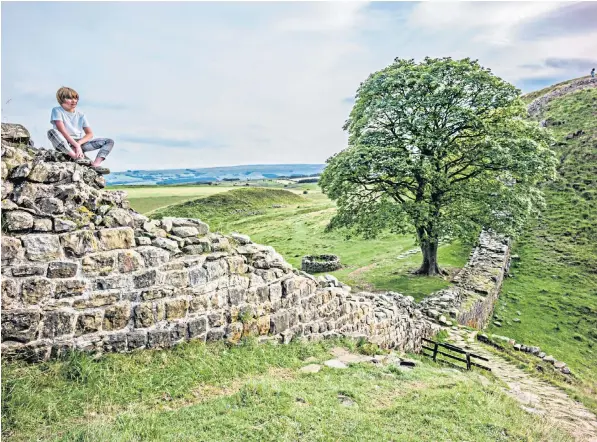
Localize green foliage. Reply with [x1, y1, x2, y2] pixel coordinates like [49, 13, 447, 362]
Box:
[320, 57, 556, 271]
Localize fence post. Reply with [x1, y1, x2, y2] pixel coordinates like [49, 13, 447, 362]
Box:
[466, 353, 471, 370]
[432, 342, 438, 362]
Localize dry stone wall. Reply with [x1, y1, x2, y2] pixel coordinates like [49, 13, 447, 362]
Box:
[418, 231, 511, 328]
[1, 124, 436, 362]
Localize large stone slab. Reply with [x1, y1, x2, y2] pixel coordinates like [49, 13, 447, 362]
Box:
[21, 234, 63, 261]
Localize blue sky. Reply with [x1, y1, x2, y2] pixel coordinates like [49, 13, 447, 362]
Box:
[2, 1, 596, 172]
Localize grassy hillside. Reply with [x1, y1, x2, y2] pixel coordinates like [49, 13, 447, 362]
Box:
[488, 84, 597, 411]
[1, 338, 568, 441]
[151, 187, 470, 300]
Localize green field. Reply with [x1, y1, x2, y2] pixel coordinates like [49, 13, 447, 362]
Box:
[488, 85, 597, 411]
[1, 338, 568, 442]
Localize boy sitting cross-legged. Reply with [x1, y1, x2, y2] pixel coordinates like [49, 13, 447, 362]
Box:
[47, 86, 113, 174]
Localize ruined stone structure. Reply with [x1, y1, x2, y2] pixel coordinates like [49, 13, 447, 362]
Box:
[301, 254, 342, 273]
[1, 123, 510, 362]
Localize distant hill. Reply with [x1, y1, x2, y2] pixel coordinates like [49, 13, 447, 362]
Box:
[106, 164, 325, 186]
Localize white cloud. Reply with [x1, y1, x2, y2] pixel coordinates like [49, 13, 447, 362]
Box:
[1, 2, 594, 172]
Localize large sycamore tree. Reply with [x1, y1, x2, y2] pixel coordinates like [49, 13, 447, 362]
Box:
[320, 57, 556, 276]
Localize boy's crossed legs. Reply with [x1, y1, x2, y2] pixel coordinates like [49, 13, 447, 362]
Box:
[47, 128, 114, 167]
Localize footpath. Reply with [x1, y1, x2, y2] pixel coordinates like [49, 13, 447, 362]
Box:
[447, 328, 597, 442]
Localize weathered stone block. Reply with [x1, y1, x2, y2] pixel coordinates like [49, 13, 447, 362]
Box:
[11, 265, 45, 277]
[54, 218, 77, 233]
[133, 269, 157, 289]
[33, 218, 53, 232]
[82, 251, 118, 275]
[38, 197, 64, 215]
[28, 162, 64, 183]
[165, 298, 189, 320]
[103, 208, 134, 228]
[226, 322, 243, 343]
[143, 220, 168, 237]
[136, 237, 151, 246]
[93, 275, 131, 290]
[228, 287, 245, 306]
[42, 311, 75, 339]
[103, 303, 131, 331]
[147, 329, 171, 348]
[1, 278, 19, 308]
[136, 246, 170, 267]
[134, 302, 155, 328]
[21, 234, 62, 261]
[188, 317, 207, 338]
[60, 230, 98, 257]
[54, 279, 87, 298]
[183, 245, 205, 255]
[152, 237, 179, 253]
[127, 331, 147, 350]
[1, 236, 24, 265]
[47, 261, 78, 278]
[171, 226, 199, 238]
[189, 266, 208, 286]
[270, 311, 289, 334]
[10, 162, 32, 179]
[117, 250, 144, 273]
[141, 287, 173, 301]
[73, 292, 119, 309]
[76, 311, 103, 336]
[1, 309, 41, 342]
[164, 270, 189, 288]
[3, 210, 34, 231]
[103, 333, 127, 352]
[21, 277, 52, 304]
[226, 256, 247, 274]
[97, 227, 135, 251]
[170, 322, 187, 342]
[270, 283, 283, 303]
[257, 315, 270, 335]
[208, 312, 225, 327]
[206, 327, 225, 341]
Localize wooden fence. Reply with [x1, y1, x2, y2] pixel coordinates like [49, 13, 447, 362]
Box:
[421, 337, 491, 371]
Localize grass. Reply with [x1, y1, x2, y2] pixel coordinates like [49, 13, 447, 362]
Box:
[488, 86, 597, 412]
[1, 338, 570, 441]
[148, 186, 470, 300]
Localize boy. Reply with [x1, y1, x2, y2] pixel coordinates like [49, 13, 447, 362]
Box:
[47, 86, 113, 173]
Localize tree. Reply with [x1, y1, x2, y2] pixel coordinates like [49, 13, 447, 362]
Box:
[320, 57, 556, 276]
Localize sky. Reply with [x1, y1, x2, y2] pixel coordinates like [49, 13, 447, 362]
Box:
[2, 1, 596, 172]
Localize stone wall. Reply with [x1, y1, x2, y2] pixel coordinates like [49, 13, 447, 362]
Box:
[1, 124, 436, 362]
[418, 231, 511, 328]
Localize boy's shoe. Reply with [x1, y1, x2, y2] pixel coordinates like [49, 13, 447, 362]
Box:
[91, 166, 110, 175]
[74, 157, 92, 165]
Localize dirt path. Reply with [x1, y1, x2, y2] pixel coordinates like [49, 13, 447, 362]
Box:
[447, 328, 597, 442]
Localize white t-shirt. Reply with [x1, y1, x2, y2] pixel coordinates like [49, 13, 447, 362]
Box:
[50, 106, 90, 139]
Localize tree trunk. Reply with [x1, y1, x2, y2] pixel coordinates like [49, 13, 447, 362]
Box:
[415, 235, 444, 276]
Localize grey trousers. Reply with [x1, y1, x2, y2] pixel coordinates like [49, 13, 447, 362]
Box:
[47, 128, 114, 159]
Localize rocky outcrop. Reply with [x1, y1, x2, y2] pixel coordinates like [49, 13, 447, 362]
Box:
[527, 77, 597, 118]
[1, 124, 436, 362]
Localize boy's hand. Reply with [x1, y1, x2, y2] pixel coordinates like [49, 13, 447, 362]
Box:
[73, 145, 84, 158]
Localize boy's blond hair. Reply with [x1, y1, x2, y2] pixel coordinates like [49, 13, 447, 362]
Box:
[56, 86, 79, 104]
